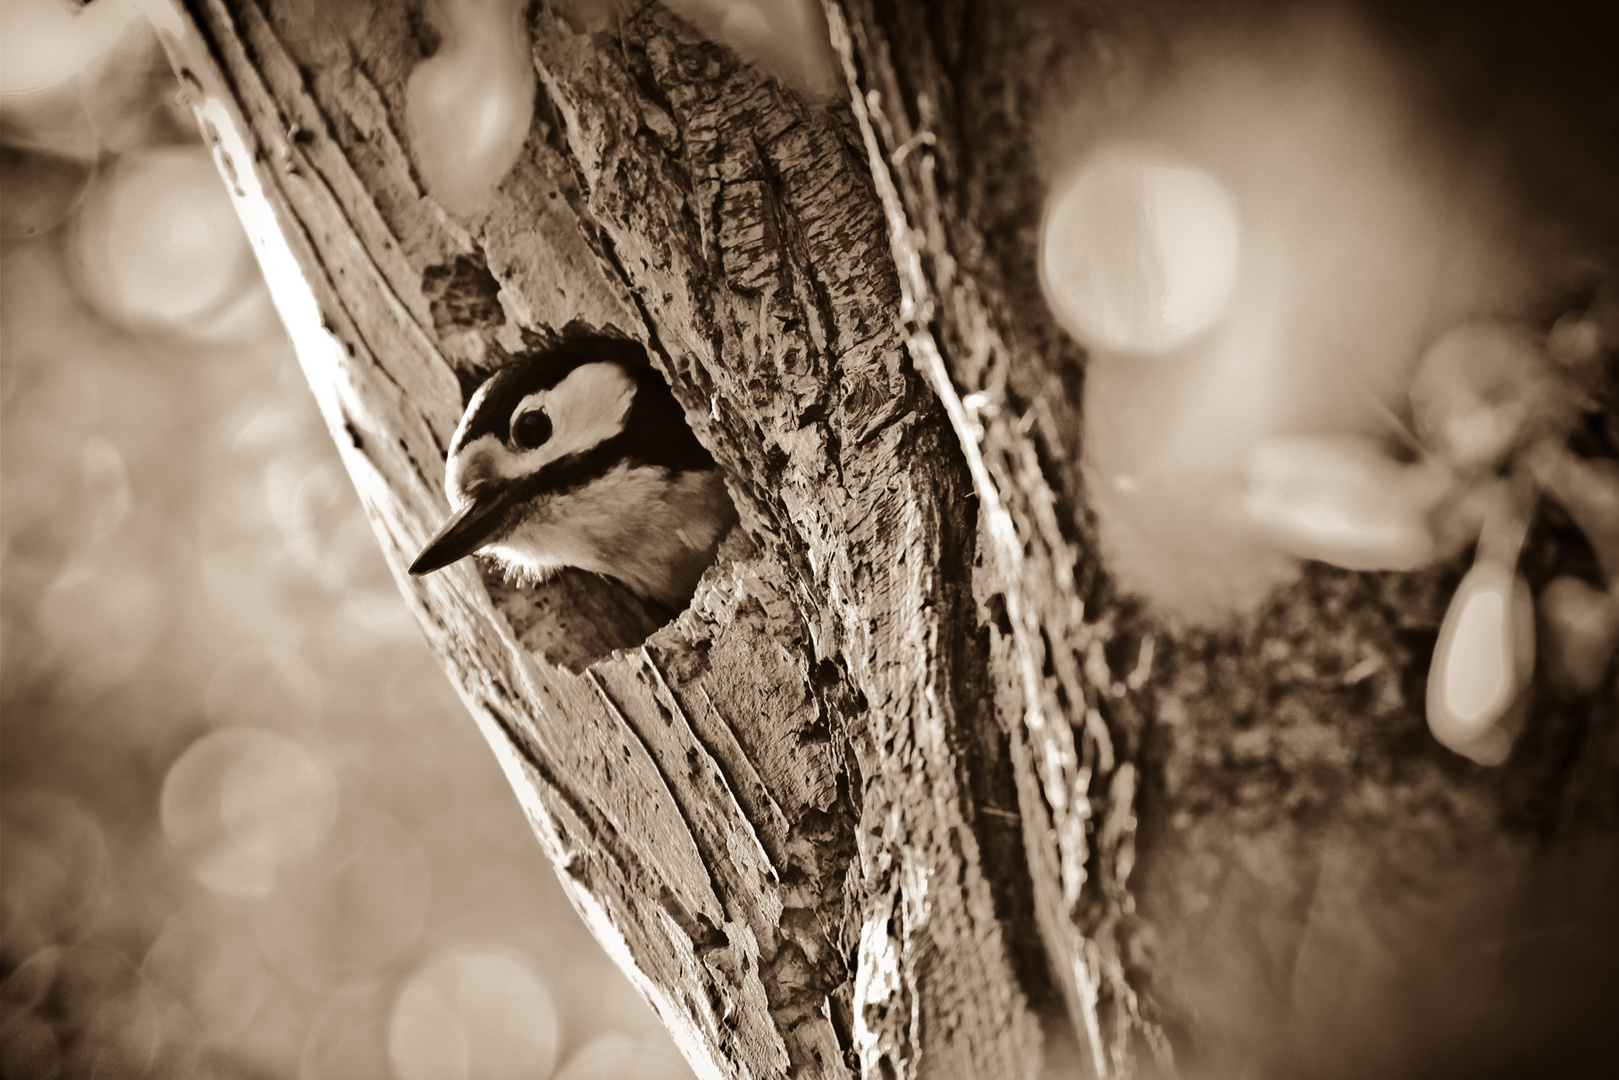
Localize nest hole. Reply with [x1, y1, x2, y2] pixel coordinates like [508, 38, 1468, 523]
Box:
[484, 527, 753, 672]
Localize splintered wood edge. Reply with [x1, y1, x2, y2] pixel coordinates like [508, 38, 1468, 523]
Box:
[825, 2, 1150, 1076]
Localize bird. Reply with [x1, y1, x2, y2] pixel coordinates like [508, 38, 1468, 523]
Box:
[409, 337, 737, 611]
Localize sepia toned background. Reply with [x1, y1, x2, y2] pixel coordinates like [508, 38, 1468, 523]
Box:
[8, 0, 1618, 1078]
[0, 4, 698, 1077]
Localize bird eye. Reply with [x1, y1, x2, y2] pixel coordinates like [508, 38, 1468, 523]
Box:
[511, 408, 552, 450]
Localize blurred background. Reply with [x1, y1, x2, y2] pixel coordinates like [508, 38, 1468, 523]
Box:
[0, 3, 698, 1077]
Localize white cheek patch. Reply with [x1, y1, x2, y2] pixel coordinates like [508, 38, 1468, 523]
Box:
[508, 362, 637, 476]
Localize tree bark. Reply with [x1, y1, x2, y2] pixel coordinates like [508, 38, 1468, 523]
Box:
[153, 1, 1042, 1078]
[151, 1, 1617, 1079]
[829, 3, 1619, 1079]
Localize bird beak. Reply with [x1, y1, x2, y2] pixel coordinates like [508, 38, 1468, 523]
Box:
[409, 488, 515, 576]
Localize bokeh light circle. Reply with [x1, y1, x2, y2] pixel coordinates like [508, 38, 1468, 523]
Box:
[143, 912, 278, 1047]
[0, 790, 109, 954]
[20, 945, 166, 1079]
[0, 0, 144, 97]
[389, 946, 559, 1080]
[301, 1006, 394, 1080]
[205, 646, 326, 735]
[1041, 144, 1241, 354]
[255, 808, 430, 984]
[160, 727, 339, 898]
[72, 145, 258, 335]
[37, 560, 164, 693]
[554, 1032, 693, 1080]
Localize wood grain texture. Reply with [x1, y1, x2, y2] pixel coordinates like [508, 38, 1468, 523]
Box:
[824, 3, 1163, 1073]
[152, 0, 1618, 1076]
[829, 1, 1619, 1078]
[152, 1, 1042, 1077]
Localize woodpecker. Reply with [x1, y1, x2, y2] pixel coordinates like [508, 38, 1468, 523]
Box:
[409, 338, 736, 610]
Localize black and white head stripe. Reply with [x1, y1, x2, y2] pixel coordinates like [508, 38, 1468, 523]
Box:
[447, 340, 640, 458]
[412, 338, 733, 583]
[446, 341, 716, 503]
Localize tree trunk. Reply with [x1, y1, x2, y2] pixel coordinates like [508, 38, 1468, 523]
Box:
[828, 3, 1619, 1079]
[152, 2, 1616, 1079]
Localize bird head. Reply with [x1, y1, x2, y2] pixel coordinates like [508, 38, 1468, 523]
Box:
[409, 339, 734, 607]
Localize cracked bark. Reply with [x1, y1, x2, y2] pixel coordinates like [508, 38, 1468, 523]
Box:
[154, 1, 1616, 1079]
[156, 2, 1037, 1078]
[829, 2, 1619, 1079]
